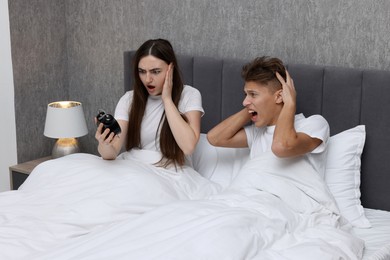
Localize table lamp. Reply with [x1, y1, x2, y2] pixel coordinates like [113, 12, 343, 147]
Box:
[44, 101, 88, 158]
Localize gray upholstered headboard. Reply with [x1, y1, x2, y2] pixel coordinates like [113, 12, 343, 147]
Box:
[124, 51, 390, 211]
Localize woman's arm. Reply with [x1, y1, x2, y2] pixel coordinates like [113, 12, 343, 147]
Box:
[95, 119, 128, 160]
[161, 64, 202, 155]
[162, 64, 201, 155]
[163, 100, 201, 155]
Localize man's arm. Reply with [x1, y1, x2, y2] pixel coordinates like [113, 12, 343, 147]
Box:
[272, 71, 322, 157]
[207, 108, 251, 148]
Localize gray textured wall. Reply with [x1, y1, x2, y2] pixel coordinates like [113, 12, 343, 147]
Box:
[9, 0, 390, 162]
[9, 0, 68, 162]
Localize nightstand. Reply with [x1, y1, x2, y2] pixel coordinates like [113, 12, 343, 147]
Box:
[9, 156, 52, 190]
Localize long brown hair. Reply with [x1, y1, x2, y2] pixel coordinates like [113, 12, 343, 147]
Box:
[126, 39, 186, 167]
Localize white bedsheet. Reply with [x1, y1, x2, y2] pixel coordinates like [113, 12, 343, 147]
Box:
[0, 152, 364, 260]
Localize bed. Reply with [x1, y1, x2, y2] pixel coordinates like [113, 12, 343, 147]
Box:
[1, 52, 390, 259]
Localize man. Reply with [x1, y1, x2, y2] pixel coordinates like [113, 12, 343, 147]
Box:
[207, 56, 329, 177]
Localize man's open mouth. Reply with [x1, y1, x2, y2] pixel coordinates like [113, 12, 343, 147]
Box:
[249, 110, 257, 116]
[248, 110, 258, 121]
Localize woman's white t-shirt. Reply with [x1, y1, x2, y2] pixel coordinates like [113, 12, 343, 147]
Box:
[244, 113, 330, 178]
[115, 85, 204, 152]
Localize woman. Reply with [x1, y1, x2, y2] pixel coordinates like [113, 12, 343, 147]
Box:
[95, 39, 203, 169]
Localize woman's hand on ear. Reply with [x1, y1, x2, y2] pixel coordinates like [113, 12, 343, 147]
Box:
[162, 63, 174, 101]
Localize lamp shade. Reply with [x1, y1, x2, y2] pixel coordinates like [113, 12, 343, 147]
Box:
[44, 101, 88, 138]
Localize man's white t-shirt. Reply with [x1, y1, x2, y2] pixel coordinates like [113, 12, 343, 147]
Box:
[114, 85, 204, 152]
[244, 113, 330, 178]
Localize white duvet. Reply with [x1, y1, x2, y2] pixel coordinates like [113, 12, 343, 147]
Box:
[0, 152, 364, 259]
[0, 152, 219, 259]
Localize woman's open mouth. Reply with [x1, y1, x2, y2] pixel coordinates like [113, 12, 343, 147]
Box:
[146, 85, 156, 93]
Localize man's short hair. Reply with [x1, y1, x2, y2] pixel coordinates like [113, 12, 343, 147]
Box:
[241, 56, 287, 93]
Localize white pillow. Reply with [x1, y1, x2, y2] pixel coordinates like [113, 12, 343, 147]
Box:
[325, 125, 371, 228]
[191, 134, 249, 188]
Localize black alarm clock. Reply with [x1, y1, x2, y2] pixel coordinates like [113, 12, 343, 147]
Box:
[96, 109, 121, 136]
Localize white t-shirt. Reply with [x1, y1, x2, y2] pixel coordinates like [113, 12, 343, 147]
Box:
[244, 113, 330, 178]
[115, 85, 204, 152]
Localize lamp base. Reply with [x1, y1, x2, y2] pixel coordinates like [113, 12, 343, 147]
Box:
[52, 138, 80, 159]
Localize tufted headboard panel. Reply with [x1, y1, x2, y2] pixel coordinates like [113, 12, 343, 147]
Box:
[124, 51, 390, 211]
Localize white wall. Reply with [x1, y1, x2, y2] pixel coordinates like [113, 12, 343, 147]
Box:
[0, 0, 17, 191]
